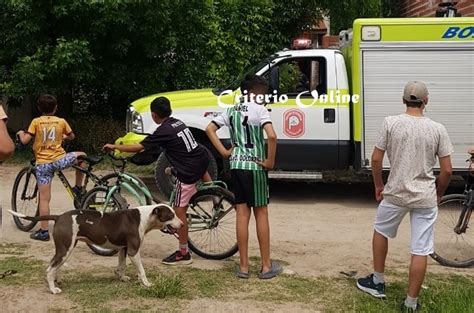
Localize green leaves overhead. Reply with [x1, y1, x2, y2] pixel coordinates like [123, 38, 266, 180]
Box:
[0, 1, 389, 107]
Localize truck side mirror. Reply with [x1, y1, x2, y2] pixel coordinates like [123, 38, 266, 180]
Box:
[269, 66, 280, 94]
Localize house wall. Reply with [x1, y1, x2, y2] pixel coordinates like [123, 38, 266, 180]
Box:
[400, 0, 474, 17]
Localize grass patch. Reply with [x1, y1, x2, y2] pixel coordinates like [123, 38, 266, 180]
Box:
[0, 256, 44, 285]
[65, 263, 473, 312]
[124, 162, 156, 176]
[136, 274, 184, 298]
[341, 273, 474, 313]
[0, 243, 28, 255]
[1, 255, 472, 312]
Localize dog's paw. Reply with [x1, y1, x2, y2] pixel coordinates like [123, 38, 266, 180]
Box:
[50, 287, 62, 294]
[120, 275, 131, 282]
[142, 281, 153, 288]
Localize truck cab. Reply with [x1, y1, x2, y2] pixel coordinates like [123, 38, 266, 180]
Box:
[116, 49, 351, 181]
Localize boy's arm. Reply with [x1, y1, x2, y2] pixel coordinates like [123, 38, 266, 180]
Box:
[435, 125, 453, 203]
[256, 123, 277, 169]
[18, 118, 37, 145]
[17, 130, 32, 145]
[371, 147, 385, 202]
[63, 132, 75, 140]
[0, 119, 14, 161]
[103, 143, 144, 153]
[63, 120, 75, 140]
[371, 118, 389, 202]
[436, 155, 452, 203]
[206, 122, 232, 158]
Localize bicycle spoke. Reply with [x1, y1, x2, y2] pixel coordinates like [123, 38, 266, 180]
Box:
[434, 196, 474, 265]
[187, 191, 237, 257]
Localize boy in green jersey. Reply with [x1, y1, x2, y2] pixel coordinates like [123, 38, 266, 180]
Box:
[206, 74, 282, 279]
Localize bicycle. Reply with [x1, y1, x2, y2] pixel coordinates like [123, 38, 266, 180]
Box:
[11, 154, 105, 232]
[11, 153, 150, 231]
[82, 167, 238, 259]
[168, 170, 238, 260]
[431, 151, 474, 268]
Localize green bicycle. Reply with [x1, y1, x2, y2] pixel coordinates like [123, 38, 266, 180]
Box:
[82, 165, 238, 260]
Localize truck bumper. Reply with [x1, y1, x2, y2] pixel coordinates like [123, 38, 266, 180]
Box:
[114, 132, 147, 157]
[115, 132, 162, 165]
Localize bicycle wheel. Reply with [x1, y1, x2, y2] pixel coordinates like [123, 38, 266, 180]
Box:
[11, 166, 39, 231]
[187, 187, 238, 260]
[81, 186, 125, 256]
[431, 194, 474, 268]
[100, 172, 153, 207]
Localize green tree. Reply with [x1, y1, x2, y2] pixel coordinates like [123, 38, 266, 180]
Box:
[0, 0, 391, 115]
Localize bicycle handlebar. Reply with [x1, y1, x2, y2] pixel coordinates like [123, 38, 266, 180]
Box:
[108, 153, 127, 162]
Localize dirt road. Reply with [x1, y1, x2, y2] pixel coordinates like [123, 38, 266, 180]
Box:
[0, 165, 471, 312]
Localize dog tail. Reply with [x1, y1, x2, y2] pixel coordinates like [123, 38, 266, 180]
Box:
[8, 210, 59, 222]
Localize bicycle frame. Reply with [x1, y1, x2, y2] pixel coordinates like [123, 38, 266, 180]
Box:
[58, 164, 103, 201]
[21, 162, 38, 201]
[168, 180, 230, 232]
[56, 170, 76, 200]
[100, 172, 153, 210]
[19, 159, 103, 205]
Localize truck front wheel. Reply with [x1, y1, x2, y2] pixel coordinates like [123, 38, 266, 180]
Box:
[154, 145, 218, 198]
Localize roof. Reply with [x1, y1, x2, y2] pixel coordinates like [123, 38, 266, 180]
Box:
[353, 17, 474, 26]
[275, 49, 339, 58]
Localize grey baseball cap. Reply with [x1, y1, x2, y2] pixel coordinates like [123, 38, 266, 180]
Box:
[403, 81, 429, 103]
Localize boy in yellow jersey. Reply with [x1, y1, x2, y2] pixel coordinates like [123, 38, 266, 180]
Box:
[17, 94, 86, 241]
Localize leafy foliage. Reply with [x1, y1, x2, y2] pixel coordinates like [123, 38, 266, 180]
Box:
[0, 1, 390, 115]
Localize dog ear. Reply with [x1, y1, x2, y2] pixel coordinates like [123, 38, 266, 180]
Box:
[152, 205, 175, 222]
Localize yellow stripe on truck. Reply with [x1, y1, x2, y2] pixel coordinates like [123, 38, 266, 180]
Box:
[354, 17, 474, 42]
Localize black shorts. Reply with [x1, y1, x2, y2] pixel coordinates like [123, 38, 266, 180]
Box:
[231, 170, 269, 208]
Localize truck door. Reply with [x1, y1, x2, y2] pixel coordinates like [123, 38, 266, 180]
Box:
[266, 56, 341, 170]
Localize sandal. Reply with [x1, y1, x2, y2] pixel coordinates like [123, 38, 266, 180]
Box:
[235, 267, 250, 279]
[258, 262, 282, 280]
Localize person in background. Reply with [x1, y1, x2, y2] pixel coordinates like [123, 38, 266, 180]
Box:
[0, 103, 14, 162]
[356, 81, 453, 312]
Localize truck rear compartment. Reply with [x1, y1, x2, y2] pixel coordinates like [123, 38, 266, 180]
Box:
[361, 45, 474, 171]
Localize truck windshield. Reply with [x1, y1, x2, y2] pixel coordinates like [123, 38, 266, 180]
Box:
[212, 56, 278, 94]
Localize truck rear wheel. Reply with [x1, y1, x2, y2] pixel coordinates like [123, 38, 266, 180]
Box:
[155, 145, 218, 198]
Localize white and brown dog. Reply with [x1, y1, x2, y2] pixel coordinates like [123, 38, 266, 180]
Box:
[9, 204, 183, 294]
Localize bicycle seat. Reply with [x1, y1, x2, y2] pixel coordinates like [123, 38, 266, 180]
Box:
[77, 155, 103, 165]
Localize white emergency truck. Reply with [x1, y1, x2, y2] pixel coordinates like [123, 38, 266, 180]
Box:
[116, 17, 474, 193]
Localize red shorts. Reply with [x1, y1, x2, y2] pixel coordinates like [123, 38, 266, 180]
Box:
[173, 180, 197, 207]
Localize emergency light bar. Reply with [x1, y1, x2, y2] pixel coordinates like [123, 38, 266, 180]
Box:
[292, 38, 312, 49]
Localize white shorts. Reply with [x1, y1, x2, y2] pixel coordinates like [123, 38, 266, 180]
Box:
[374, 200, 438, 256]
